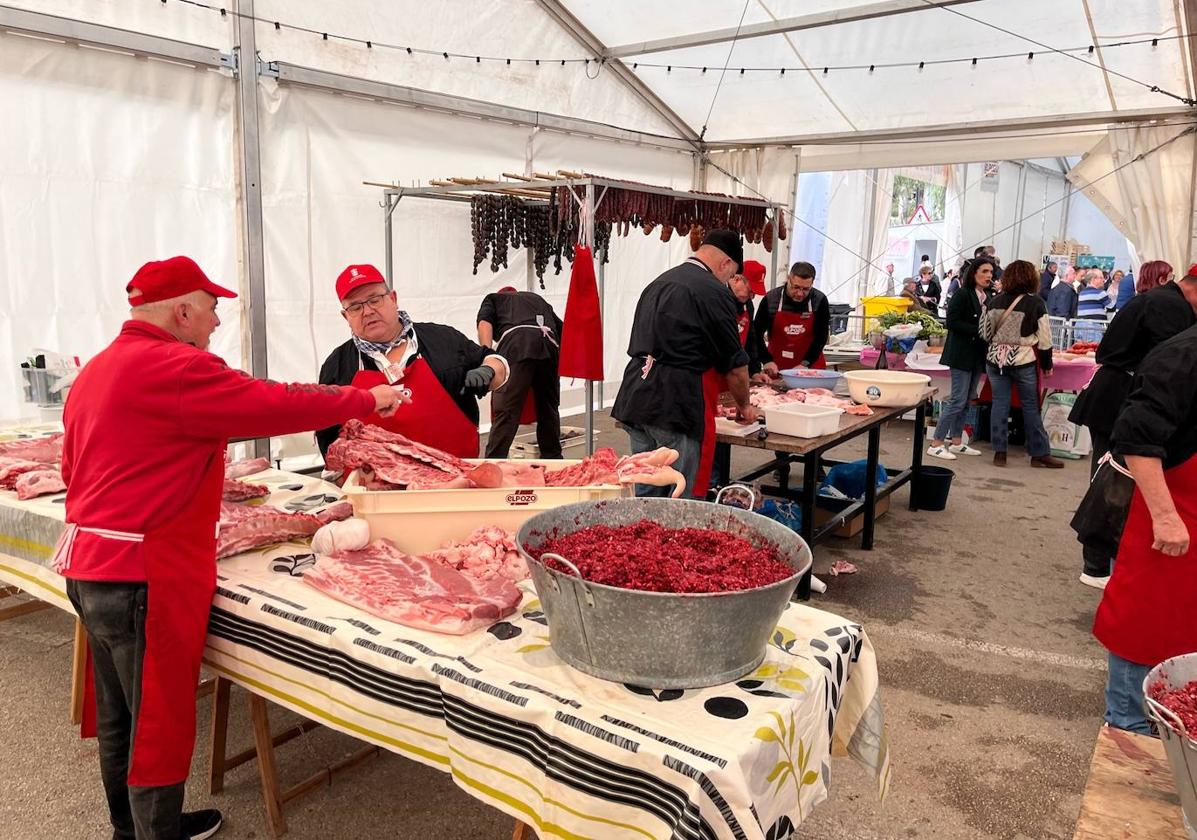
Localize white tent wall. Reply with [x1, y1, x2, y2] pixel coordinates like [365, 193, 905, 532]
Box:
[1063, 190, 1134, 271]
[960, 161, 1068, 264]
[0, 32, 240, 421]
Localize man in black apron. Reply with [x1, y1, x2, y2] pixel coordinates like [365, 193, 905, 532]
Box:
[478, 286, 564, 458]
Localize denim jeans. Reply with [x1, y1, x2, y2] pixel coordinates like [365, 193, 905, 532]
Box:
[66, 579, 187, 840]
[1104, 652, 1153, 735]
[625, 423, 701, 498]
[986, 362, 1051, 457]
[933, 364, 984, 442]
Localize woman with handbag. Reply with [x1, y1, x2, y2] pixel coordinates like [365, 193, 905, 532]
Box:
[927, 256, 995, 460]
[979, 260, 1064, 468]
[1093, 324, 1197, 733]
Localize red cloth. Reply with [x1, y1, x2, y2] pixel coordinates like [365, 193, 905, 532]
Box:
[558, 245, 604, 381]
[1093, 454, 1197, 666]
[126, 256, 236, 305]
[349, 360, 480, 458]
[60, 320, 375, 582]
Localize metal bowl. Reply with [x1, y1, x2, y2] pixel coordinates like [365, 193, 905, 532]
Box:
[516, 497, 812, 689]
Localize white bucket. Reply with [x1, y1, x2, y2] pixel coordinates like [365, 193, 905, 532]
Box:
[1143, 652, 1197, 839]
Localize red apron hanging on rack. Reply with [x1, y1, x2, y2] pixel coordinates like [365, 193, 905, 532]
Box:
[768, 308, 826, 370]
[349, 358, 479, 458]
[1093, 454, 1197, 667]
[692, 308, 753, 499]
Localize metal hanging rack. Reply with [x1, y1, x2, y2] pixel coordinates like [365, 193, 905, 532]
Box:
[368, 171, 784, 454]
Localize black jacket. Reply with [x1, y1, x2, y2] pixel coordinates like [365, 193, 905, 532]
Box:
[1070, 282, 1196, 435]
[915, 277, 942, 308]
[476, 291, 563, 362]
[316, 323, 497, 456]
[939, 285, 992, 371]
[1112, 324, 1197, 469]
[754, 286, 831, 367]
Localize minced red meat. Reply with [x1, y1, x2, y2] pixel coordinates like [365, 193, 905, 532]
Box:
[1149, 678, 1197, 736]
[531, 520, 794, 593]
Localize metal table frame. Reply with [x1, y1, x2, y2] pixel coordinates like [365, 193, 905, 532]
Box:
[716, 395, 932, 598]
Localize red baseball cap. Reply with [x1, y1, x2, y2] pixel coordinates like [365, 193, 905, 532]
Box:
[742, 260, 767, 296]
[498, 285, 519, 293]
[336, 264, 387, 301]
[126, 256, 236, 305]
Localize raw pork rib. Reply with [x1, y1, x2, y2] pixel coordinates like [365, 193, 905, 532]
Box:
[0, 459, 46, 490]
[225, 456, 271, 479]
[0, 433, 62, 465]
[222, 478, 271, 502]
[15, 469, 66, 500]
[304, 539, 521, 635]
[544, 448, 619, 486]
[326, 420, 468, 489]
[217, 500, 353, 559]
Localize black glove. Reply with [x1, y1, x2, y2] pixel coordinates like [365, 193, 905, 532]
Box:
[462, 364, 496, 394]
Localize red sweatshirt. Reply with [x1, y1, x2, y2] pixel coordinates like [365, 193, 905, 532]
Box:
[60, 321, 375, 581]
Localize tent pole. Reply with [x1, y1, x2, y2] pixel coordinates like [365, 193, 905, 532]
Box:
[597, 245, 606, 410]
[584, 183, 596, 455]
[383, 193, 396, 289]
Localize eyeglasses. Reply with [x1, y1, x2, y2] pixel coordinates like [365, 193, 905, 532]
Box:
[342, 293, 390, 316]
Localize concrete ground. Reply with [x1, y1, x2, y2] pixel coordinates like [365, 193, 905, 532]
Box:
[0, 409, 1108, 840]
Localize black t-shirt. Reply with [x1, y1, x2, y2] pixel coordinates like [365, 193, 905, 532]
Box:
[476, 291, 563, 362]
[754, 285, 831, 367]
[316, 322, 495, 456]
[1112, 324, 1197, 469]
[611, 259, 749, 438]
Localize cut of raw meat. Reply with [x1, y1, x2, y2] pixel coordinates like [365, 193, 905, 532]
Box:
[326, 420, 467, 489]
[304, 538, 521, 635]
[225, 456, 271, 479]
[614, 448, 687, 498]
[0, 433, 62, 465]
[0, 458, 46, 490]
[15, 469, 66, 500]
[217, 500, 353, 559]
[544, 448, 619, 486]
[423, 526, 527, 583]
[222, 478, 270, 502]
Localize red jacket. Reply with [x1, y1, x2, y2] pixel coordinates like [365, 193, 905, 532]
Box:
[61, 321, 375, 581]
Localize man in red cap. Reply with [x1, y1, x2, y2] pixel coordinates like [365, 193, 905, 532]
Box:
[476, 285, 564, 459]
[56, 256, 406, 840]
[317, 264, 508, 459]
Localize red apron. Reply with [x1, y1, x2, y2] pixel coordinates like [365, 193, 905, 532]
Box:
[768, 308, 826, 370]
[1093, 454, 1197, 666]
[350, 356, 479, 458]
[692, 310, 753, 499]
[65, 451, 225, 786]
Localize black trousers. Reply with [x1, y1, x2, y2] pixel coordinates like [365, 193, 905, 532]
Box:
[67, 579, 186, 840]
[1082, 429, 1113, 577]
[486, 357, 562, 459]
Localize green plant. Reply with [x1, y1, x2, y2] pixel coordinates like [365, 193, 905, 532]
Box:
[875, 310, 946, 339]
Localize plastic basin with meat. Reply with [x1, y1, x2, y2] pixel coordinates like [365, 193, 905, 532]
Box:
[778, 368, 843, 391]
[517, 497, 812, 689]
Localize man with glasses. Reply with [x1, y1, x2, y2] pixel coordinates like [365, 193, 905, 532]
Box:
[316, 264, 508, 459]
[754, 261, 831, 376]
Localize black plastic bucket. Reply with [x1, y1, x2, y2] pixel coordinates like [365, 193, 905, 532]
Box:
[913, 465, 954, 511]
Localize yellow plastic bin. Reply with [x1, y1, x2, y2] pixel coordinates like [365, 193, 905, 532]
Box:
[861, 296, 911, 334]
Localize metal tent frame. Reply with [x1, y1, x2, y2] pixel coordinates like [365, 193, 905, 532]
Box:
[374, 175, 784, 454]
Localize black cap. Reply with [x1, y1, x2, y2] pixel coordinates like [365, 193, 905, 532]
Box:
[701, 229, 744, 273]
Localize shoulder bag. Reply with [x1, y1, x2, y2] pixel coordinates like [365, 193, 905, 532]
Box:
[985, 293, 1027, 369]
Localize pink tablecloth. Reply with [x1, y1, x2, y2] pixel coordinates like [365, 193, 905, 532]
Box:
[857, 349, 1097, 392]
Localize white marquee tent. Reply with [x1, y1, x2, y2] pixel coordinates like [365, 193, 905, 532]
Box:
[2, 0, 1195, 435]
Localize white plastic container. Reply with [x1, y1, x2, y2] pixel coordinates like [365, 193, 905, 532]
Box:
[765, 403, 844, 438]
[843, 370, 931, 407]
[509, 426, 592, 459]
[343, 460, 628, 554]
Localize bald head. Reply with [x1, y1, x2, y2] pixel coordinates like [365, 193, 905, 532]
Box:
[131, 289, 222, 350]
[694, 244, 739, 283]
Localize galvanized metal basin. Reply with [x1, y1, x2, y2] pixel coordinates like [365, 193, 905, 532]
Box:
[516, 497, 812, 689]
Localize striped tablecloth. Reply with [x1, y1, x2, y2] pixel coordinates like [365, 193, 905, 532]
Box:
[0, 471, 890, 840]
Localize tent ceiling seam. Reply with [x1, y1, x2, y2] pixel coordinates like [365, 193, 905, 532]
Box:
[1080, 0, 1119, 112]
[1181, 0, 1197, 100]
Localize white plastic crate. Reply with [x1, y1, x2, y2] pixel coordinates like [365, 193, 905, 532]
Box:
[343, 460, 628, 554]
[765, 403, 843, 439]
[508, 426, 592, 459]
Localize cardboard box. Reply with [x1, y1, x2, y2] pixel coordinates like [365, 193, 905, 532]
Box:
[813, 494, 891, 538]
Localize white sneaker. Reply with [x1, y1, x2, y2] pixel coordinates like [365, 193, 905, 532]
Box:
[927, 445, 957, 461]
[1079, 573, 1110, 590]
[949, 444, 982, 456]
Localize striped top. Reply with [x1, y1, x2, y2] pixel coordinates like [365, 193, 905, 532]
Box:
[1077, 286, 1112, 318]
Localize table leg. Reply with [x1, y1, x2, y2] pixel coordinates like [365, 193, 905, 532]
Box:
[862, 427, 881, 550]
[208, 677, 232, 795]
[70, 619, 87, 725]
[775, 453, 791, 490]
[910, 398, 927, 512]
[793, 451, 819, 601]
[248, 692, 288, 838]
[512, 821, 535, 840]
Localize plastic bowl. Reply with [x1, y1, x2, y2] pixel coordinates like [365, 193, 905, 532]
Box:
[779, 368, 843, 390]
[843, 370, 931, 407]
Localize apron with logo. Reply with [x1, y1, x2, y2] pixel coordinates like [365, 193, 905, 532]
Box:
[768, 307, 827, 371]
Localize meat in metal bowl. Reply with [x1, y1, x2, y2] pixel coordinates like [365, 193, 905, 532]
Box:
[516, 497, 812, 689]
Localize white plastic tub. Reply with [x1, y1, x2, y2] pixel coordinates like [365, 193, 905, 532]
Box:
[343, 461, 628, 554]
[765, 403, 844, 439]
[843, 370, 931, 407]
